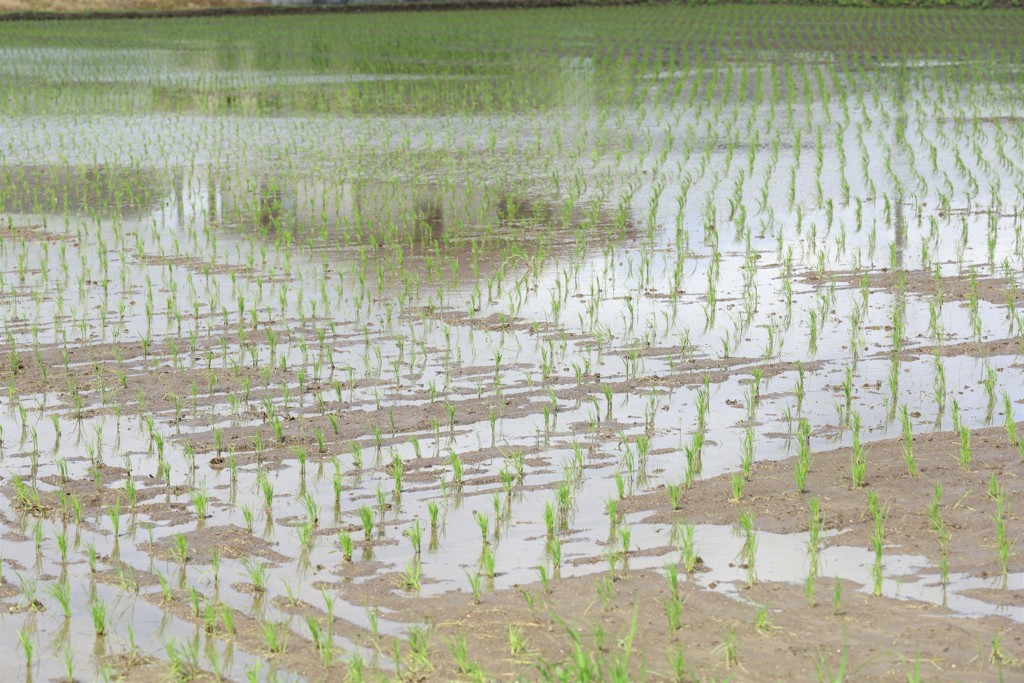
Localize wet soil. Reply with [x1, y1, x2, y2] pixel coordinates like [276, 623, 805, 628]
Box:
[407, 566, 1022, 682]
[814, 270, 1024, 307]
[621, 421, 1024, 579]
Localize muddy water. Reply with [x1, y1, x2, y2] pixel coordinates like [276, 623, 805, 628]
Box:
[2, 5, 1024, 681]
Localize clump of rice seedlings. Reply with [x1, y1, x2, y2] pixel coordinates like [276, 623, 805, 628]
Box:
[614, 471, 626, 500]
[617, 525, 632, 558]
[666, 482, 682, 511]
[990, 630, 1009, 667]
[165, 637, 201, 680]
[740, 427, 754, 480]
[262, 622, 289, 654]
[928, 484, 945, 534]
[401, 560, 422, 592]
[815, 640, 848, 682]
[448, 451, 465, 489]
[795, 419, 813, 493]
[474, 511, 489, 546]
[405, 625, 432, 671]
[358, 505, 374, 541]
[665, 590, 683, 633]
[449, 636, 483, 677]
[754, 605, 776, 634]
[1002, 391, 1021, 450]
[240, 503, 255, 532]
[346, 652, 365, 683]
[901, 405, 916, 477]
[993, 490, 1011, 577]
[466, 571, 484, 604]
[868, 492, 888, 596]
[695, 379, 711, 433]
[107, 499, 122, 539]
[958, 425, 972, 471]
[605, 498, 619, 526]
[338, 529, 354, 562]
[982, 364, 998, 421]
[840, 364, 854, 422]
[90, 596, 108, 636]
[795, 362, 806, 413]
[306, 614, 334, 669]
[832, 577, 844, 615]
[428, 500, 441, 532]
[482, 545, 498, 578]
[675, 523, 700, 575]
[712, 628, 738, 669]
[683, 433, 704, 486]
[257, 471, 274, 515]
[543, 501, 557, 538]
[171, 533, 188, 565]
[807, 496, 822, 584]
[508, 624, 528, 655]
[47, 578, 71, 619]
[666, 645, 688, 681]
[17, 628, 33, 672]
[243, 559, 269, 592]
[190, 484, 209, 525]
[730, 473, 745, 502]
[735, 512, 757, 587]
[536, 563, 552, 594]
[61, 647, 75, 682]
[933, 354, 947, 415]
[849, 412, 866, 488]
[664, 563, 680, 601]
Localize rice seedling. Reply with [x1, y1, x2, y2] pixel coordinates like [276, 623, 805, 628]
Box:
[169, 533, 188, 565]
[508, 624, 528, 656]
[262, 622, 289, 655]
[17, 628, 34, 672]
[90, 596, 108, 636]
[243, 559, 268, 593]
[901, 405, 916, 477]
[815, 640, 849, 682]
[730, 473, 745, 502]
[666, 481, 682, 510]
[740, 427, 755, 480]
[958, 425, 972, 471]
[401, 560, 422, 592]
[849, 412, 866, 488]
[46, 578, 71, 618]
[474, 511, 489, 546]
[481, 545, 497, 577]
[190, 485, 209, 524]
[795, 429, 812, 494]
[666, 645, 689, 682]
[712, 628, 739, 669]
[61, 648, 75, 683]
[868, 492, 888, 597]
[736, 512, 757, 587]
[754, 605, 776, 635]
[358, 505, 375, 541]
[990, 630, 1009, 667]
[671, 523, 698, 576]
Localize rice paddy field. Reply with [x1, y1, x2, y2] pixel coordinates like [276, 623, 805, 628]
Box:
[1, 4, 1023, 681]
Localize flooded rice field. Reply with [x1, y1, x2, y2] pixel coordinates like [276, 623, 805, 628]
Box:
[0, 4, 1022, 681]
